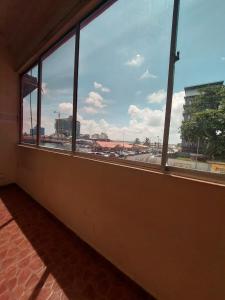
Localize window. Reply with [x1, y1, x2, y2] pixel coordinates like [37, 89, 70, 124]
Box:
[20, 0, 225, 180]
[76, 0, 173, 164]
[21, 65, 38, 144]
[168, 0, 225, 175]
[40, 35, 75, 150]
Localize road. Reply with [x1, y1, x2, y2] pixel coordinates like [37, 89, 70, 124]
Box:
[126, 153, 211, 172]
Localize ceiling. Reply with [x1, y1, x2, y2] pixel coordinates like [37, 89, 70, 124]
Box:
[0, 0, 98, 70]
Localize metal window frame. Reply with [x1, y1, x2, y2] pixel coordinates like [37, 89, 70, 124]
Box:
[18, 0, 225, 184]
[161, 0, 180, 171]
[36, 61, 42, 146]
[19, 74, 24, 144]
[20, 63, 39, 145]
[72, 25, 80, 152]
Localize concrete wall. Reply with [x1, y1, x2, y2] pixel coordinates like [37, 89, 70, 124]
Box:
[17, 146, 225, 300]
[0, 42, 19, 185]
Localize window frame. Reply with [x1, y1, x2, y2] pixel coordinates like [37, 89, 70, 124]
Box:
[20, 63, 39, 146]
[19, 0, 225, 184]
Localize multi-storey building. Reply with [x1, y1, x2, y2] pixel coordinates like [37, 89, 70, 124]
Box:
[182, 81, 224, 152]
[55, 116, 80, 137]
[30, 126, 45, 136]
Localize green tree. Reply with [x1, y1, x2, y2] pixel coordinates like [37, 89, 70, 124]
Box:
[180, 85, 225, 159]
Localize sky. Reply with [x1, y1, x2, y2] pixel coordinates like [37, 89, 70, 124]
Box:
[23, 0, 225, 144]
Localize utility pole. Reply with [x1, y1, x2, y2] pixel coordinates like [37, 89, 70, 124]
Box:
[195, 137, 200, 169]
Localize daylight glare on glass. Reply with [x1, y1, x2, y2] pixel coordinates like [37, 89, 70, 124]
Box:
[22, 65, 38, 144]
[168, 0, 225, 173]
[40, 35, 75, 150]
[76, 0, 173, 164]
[21, 0, 225, 175]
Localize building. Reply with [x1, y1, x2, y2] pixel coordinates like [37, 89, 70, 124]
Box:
[55, 116, 80, 137]
[76, 120, 80, 138]
[1, 1, 225, 300]
[30, 126, 45, 136]
[91, 132, 109, 140]
[182, 81, 224, 152]
[95, 140, 133, 151]
[79, 133, 90, 139]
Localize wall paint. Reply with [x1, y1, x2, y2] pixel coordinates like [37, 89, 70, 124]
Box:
[17, 146, 225, 300]
[0, 42, 18, 185]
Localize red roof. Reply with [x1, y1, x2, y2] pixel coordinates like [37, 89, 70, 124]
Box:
[96, 141, 133, 149]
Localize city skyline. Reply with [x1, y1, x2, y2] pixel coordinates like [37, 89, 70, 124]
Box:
[23, 0, 225, 144]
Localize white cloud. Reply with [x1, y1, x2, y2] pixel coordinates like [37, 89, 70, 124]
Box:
[79, 104, 165, 142]
[78, 91, 185, 144]
[128, 105, 164, 127]
[85, 91, 105, 108]
[147, 89, 166, 104]
[37, 91, 184, 144]
[83, 106, 98, 114]
[41, 82, 48, 95]
[94, 81, 111, 93]
[58, 102, 73, 115]
[126, 54, 144, 67]
[139, 69, 157, 80]
[41, 115, 54, 135]
[169, 91, 185, 143]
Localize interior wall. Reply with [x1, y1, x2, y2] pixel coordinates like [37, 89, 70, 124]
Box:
[17, 146, 225, 300]
[0, 41, 18, 185]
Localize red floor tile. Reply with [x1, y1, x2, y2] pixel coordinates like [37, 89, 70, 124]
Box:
[0, 184, 155, 300]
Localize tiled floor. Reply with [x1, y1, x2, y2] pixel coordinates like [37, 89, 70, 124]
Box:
[0, 185, 155, 300]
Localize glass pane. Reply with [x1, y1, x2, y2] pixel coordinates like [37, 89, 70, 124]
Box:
[40, 35, 75, 151]
[168, 0, 225, 174]
[21, 66, 38, 144]
[76, 0, 173, 164]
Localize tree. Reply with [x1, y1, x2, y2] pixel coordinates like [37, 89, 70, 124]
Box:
[143, 137, 150, 146]
[134, 138, 141, 145]
[180, 85, 225, 159]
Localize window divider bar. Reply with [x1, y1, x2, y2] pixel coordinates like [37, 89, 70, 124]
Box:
[19, 75, 24, 143]
[161, 0, 180, 171]
[72, 25, 81, 152]
[36, 61, 42, 146]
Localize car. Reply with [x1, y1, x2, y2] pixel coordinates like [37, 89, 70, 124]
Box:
[127, 151, 136, 156]
[119, 151, 129, 158]
[109, 152, 119, 158]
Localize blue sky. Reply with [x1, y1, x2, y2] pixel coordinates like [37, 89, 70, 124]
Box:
[24, 0, 225, 144]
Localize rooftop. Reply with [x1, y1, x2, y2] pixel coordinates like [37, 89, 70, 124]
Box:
[184, 81, 224, 91]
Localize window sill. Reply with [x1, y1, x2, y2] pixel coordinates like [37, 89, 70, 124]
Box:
[17, 143, 225, 187]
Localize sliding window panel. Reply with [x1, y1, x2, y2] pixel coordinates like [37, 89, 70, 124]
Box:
[40, 35, 75, 151]
[21, 65, 38, 144]
[168, 0, 225, 175]
[76, 0, 174, 165]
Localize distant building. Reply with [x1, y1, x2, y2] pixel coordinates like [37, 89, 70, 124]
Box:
[91, 132, 108, 140]
[79, 134, 90, 139]
[76, 120, 80, 138]
[182, 81, 224, 152]
[95, 141, 133, 150]
[55, 116, 80, 137]
[30, 126, 45, 136]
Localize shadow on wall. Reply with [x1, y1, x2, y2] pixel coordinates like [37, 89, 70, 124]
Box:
[0, 184, 155, 300]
